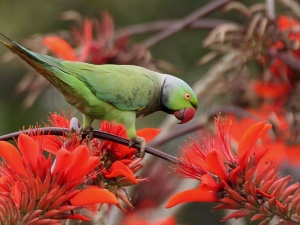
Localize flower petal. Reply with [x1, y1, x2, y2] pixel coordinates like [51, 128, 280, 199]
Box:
[70, 187, 118, 206]
[136, 128, 161, 143]
[253, 82, 291, 99]
[205, 150, 230, 183]
[49, 113, 70, 128]
[114, 145, 136, 159]
[12, 181, 22, 207]
[52, 148, 73, 181]
[104, 161, 138, 184]
[201, 173, 221, 191]
[18, 134, 39, 172]
[67, 146, 100, 182]
[64, 145, 90, 180]
[43, 36, 78, 61]
[67, 214, 91, 221]
[0, 141, 25, 175]
[221, 210, 251, 221]
[41, 136, 63, 154]
[165, 187, 218, 208]
[83, 19, 93, 44]
[238, 121, 271, 168]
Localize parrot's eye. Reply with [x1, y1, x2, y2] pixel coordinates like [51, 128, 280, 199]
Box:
[184, 93, 191, 100]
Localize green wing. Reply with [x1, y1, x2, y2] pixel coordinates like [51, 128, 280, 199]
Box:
[60, 62, 158, 111]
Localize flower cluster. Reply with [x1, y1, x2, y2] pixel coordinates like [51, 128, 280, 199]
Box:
[254, 15, 300, 101]
[166, 116, 300, 224]
[227, 104, 300, 166]
[223, 14, 300, 166]
[0, 112, 160, 224]
[200, 2, 300, 166]
[44, 112, 160, 211]
[0, 134, 118, 224]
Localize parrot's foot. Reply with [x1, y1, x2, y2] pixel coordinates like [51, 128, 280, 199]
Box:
[79, 126, 94, 142]
[87, 127, 94, 141]
[129, 136, 146, 158]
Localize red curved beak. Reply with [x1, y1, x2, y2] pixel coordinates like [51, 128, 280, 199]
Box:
[173, 107, 196, 124]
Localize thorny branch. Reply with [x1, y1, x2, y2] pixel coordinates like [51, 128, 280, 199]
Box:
[0, 127, 179, 164]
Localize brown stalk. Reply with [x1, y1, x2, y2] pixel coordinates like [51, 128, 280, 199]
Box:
[0, 127, 179, 164]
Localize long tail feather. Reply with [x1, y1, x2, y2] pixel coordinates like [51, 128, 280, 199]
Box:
[0, 33, 45, 66]
[0, 32, 71, 84]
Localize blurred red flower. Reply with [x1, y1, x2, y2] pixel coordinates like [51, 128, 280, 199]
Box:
[253, 81, 291, 99]
[43, 36, 78, 61]
[228, 103, 300, 166]
[43, 12, 129, 64]
[121, 214, 179, 225]
[254, 15, 300, 102]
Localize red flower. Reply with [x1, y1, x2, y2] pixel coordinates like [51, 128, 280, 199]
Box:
[0, 134, 118, 224]
[35, 112, 161, 211]
[166, 117, 271, 208]
[165, 116, 300, 223]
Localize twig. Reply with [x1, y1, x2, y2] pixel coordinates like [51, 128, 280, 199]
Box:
[142, 0, 233, 48]
[0, 127, 179, 164]
[115, 19, 232, 39]
[266, 0, 276, 21]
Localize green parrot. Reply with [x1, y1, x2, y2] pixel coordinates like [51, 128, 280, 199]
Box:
[0, 33, 198, 157]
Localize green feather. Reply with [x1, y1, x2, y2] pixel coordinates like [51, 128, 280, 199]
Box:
[59, 62, 161, 111]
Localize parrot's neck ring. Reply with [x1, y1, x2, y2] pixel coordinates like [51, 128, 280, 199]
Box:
[160, 77, 173, 114]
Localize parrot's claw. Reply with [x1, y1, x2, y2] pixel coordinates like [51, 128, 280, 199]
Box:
[79, 126, 94, 143]
[129, 136, 146, 158]
[87, 127, 94, 141]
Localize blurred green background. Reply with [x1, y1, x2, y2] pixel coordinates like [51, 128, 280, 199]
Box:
[0, 1, 238, 224]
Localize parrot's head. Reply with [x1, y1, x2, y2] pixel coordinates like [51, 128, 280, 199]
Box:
[161, 75, 198, 124]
